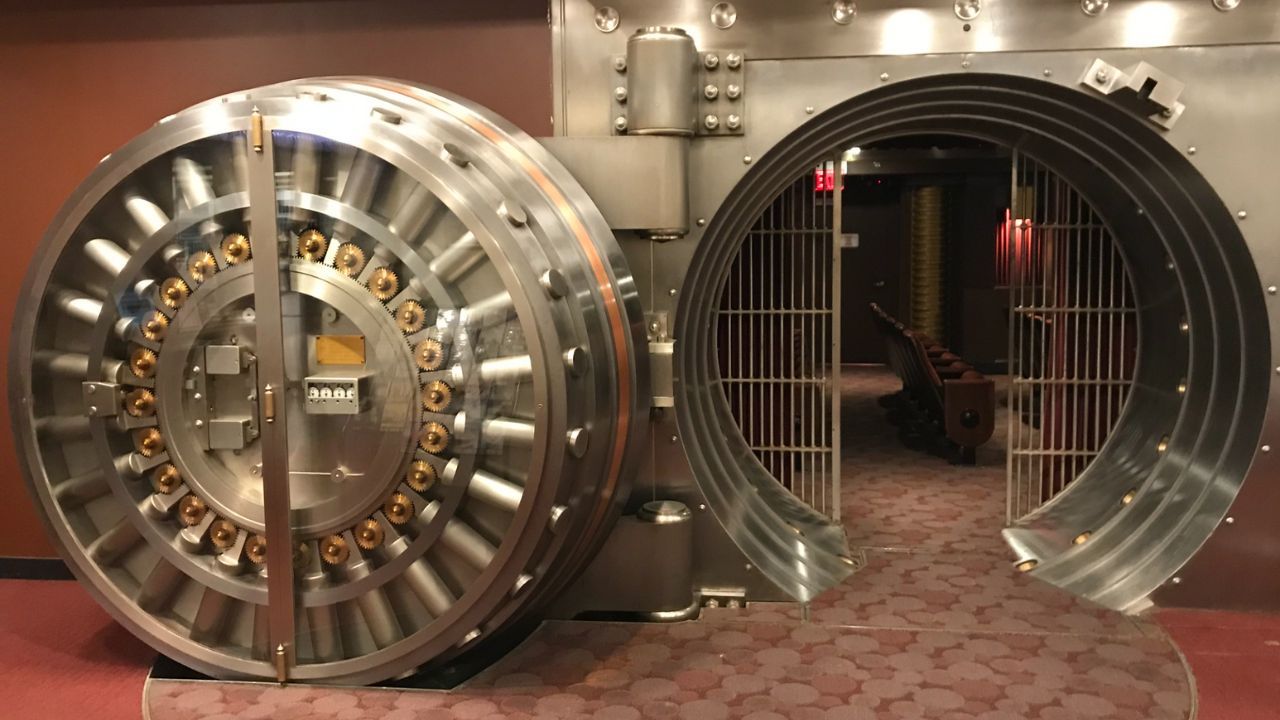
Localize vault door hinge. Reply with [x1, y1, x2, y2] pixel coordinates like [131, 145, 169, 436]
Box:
[1079, 59, 1186, 130]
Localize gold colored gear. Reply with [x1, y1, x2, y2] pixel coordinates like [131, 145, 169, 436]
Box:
[209, 519, 239, 550]
[355, 519, 384, 550]
[334, 243, 366, 276]
[187, 251, 217, 284]
[178, 494, 207, 527]
[221, 233, 252, 265]
[134, 427, 165, 457]
[413, 338, 445, 371]
[130, 347, 158, 379]
[405, 460, 437, 492]
[320, 534, 350, 565]
[245, 534, 267, 564]
[384, 492, 414, 525]
[151, 463, 181, 494]
[368, 267, 400, 302]
[421, 380, 453, 413]
[396, 300, 427, 334]
[419, 421, 451, 454]
[124, 388, 156, 417]
[160, 277, 190, 310]
[140, 310, 169, 342]
[297, 228, 328, 262]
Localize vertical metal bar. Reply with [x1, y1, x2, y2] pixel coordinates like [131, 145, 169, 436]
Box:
[1006, 150, 1019, 522]
[831, 158, 842, 519]
[246, 116, 295, 681]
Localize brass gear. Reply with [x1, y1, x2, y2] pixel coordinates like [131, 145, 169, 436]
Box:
[221, 233, 252, 265]
[159, 277, 190, 310]
[187, 251, 217, 284]
[383, 492, 414, 525]
[140, 310, 169, 342]
[354, 518, 384, 550]
[245, 534, 267, 564]
[334, 243, 366, 276]
[178, 494, 207, 527]
[320, 534, 350, 565]
[421, 380, 453, 413]
[124, 388, 156, 417]
[419, 421, 451, 454]
[151, 463, 181, 494]
[368, 267, 400, 302]
[130, 347, 158, 379]
[413, 338, 445, 371]
[297, 228, 328, 262]
[134, 427, 165, 457]
[405, 460, 437, 492]
[209, 519, 239, 550]
[395, 300, 427, 334]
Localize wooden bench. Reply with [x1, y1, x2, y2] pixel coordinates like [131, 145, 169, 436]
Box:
[869, 303, 996, 464]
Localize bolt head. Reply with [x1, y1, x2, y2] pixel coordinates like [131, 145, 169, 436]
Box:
[726, 52, 742, 69]
[613, 86, 627, 102]
[703, 114, 720, 130]
[1238, 210, 1248, 220]
[703, 53, 720, 70]
[726, 114, 741, 130]
[613, 115, 628, 132]
[879, 72, 890, 81]
[612, 56, 627, 72]
[704, 84, 720, 100]
[726, 84, 742, 99]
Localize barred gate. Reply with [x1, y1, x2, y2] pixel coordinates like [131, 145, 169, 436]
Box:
[1005, 152, 1138, 522]
[715, 162, 841, 519]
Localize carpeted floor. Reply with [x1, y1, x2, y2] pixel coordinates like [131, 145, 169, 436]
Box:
[8, 365, 1278, 718]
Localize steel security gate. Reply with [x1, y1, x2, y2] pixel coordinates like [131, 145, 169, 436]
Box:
[1005, 152, 1138, 522]
[715, 162, 842, 519]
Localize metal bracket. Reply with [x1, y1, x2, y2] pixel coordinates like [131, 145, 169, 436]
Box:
[82, 382, 120, 417]
[610, 49, 746, 136]
[1079, 59, 1186, 130]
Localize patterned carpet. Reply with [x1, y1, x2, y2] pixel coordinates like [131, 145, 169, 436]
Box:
[145, 366, 1193, 719]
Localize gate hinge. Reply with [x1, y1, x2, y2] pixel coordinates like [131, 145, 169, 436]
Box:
[650, 340, 674, 408]
[1079, 59, 1186, 130]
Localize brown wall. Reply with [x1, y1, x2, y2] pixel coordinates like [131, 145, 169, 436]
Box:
[0, 0, 551, 557]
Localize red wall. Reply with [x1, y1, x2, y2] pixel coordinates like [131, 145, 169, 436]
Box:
[0, 0, 552, 557]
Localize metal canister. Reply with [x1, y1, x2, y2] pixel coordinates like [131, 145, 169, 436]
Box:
[625, 27, 697, 136]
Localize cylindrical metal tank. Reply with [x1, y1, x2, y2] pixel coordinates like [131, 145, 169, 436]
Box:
[8, 78, 649, 684]
[624, 27, 698, 135]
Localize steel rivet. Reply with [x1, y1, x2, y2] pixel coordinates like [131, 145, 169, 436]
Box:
[961, 60, 971, 69]
[1081, 0, 1109, 17]
[1263, 445, 1272, 453]
[1238, 210, 1248, 220]
[613, 56, 627, 72]
[743, 155, 752, 164]
[726, 84, 742, 99]
[726, 114, 742, 131]
[1268, 286, 1277, 295]
[670, 435, 679, 443]
[725, 52, 743, 69]
[1095, 68, 1109, 83]
[704, 53, 720, 70]
[195, 419, 204, 428]
[704, 114, 721, 131]
[804, 105, 815, 114]
[668, 288, 677, 296]
[1225, 516, 1236, 525]
[879, 72, 890, 82]
[614, 115, 628, 132]
[1187, 146, 1197, 155]
[1043, 68, 1053, 77]
[1214, 0, 1241, 10]
[954, 0, 981, 21]
[831, 0, 857, 25]
[614, 86, 628, 103]
[1171, 576, 1183, 585]
[594, 6, 620, 33]
[710, 3, 737, 30]
[698, 503, 707, 511]
[704, 84, 720, 100]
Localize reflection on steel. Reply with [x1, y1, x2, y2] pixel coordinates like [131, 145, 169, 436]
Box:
[715, 166, 840, 520]
[1005, 154, 1136, 522]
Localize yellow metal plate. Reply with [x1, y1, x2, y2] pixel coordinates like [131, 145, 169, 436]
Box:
[315, 335, 365, 365]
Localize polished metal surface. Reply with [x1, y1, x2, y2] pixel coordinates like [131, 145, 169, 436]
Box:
[11, 78, 648, 683]
[624, 27, 698, 136]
